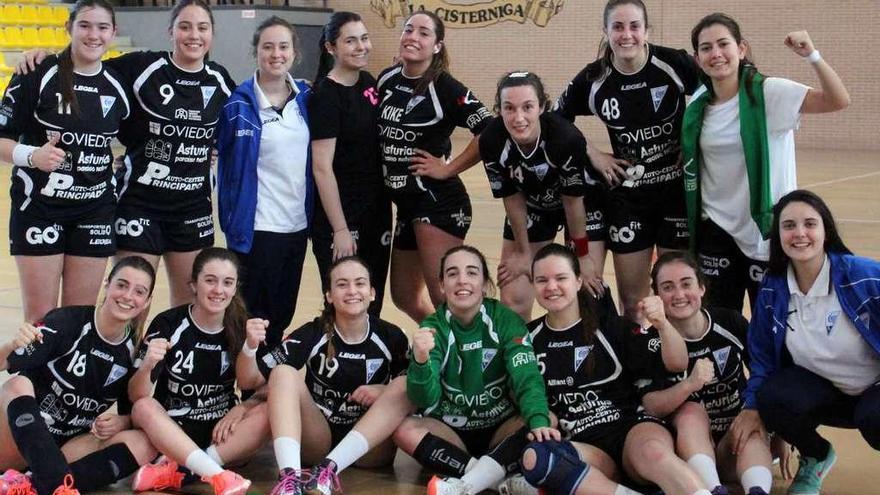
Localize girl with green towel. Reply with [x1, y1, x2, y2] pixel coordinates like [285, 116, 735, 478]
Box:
[681, 13, 850, 312]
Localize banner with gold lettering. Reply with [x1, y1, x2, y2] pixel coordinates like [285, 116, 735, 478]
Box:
[370, 0, 564, 29]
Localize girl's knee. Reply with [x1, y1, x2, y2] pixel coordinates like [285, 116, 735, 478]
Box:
[130, 397, 163, 428]
[1, 376, 35, 403]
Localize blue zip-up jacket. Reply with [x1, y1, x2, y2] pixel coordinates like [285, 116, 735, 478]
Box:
[745, 251, 880, 408]
[215, 73, 313, 253]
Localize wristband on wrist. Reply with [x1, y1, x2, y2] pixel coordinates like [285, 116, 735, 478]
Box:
[242, 341, 258, 357]
[568, 236, 589, 257]
[12, 144, 38, 168]
[807, 50, 822, 64]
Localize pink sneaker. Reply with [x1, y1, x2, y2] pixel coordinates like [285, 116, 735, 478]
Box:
[204, 470, 251, 495]
[0, 470, 36, 495]
[132, 458, 184, 492]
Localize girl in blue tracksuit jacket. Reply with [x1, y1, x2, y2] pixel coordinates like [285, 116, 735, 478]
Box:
[731, 189, 880, 495]
[216, 16, 314, 350]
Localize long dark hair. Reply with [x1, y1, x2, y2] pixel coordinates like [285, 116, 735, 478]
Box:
[191, 248, 248, 359]
[251, 15, 299, 61]
[531, 243, 599, 376]
[439, 245, 497, 298]
[690, 12, 762, 104]
[169, 0, 214, 31]
[319, 256, 372, 360]
[106, 255, 155, 339]
[403, 10, 450, 96]
[650, 251, 706, 294]
[767, 190, 852, 275]
[494, 70, 550, 114]
[315, 11, 362, 82]
[588, 0, 648, 81]
[59, 0, 116, 116]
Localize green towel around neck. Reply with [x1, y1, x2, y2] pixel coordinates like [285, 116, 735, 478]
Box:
[681, 68, 773, 252]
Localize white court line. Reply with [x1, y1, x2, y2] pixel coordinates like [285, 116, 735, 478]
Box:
[803, 170, 880, 188]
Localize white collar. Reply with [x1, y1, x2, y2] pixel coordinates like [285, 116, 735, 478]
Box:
[787, 254, 831, 298]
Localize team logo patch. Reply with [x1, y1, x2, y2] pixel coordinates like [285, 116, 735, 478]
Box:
[533, 163, 549, 181]
[100, 95, 116, 118]
[149, 122, 161, 135]
[481, 348, 497, 371]
[405, 95, 425, 114]
[574, 345, 592, 370]
[201, 86, 216, 108]
[366, 358, 383, 383]
[220, 351, 230, 375]
[712, 346, 731, 375]
[104, 363, 128, 387]
[825, 311, 840, 336]
[650, 85, 668, 112]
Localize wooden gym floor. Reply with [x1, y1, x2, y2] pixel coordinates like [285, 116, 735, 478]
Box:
[0, 140, 877, 494]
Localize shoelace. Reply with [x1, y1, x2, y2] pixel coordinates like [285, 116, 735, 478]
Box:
[316, 467, 341, 493]
[270, 471, 305, 495]
[51, 474, 78, 495]
[3, 473, 36, 495]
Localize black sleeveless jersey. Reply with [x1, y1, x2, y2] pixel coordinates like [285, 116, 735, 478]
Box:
[7, 306, 136, 439]
[528, 299, 654, 440]
[0, 56, 130, 221]
[108, 52, 234, 219]
[134, 305, 237, 423]
[638, 307, 749, 436]
[555, 45, 699, 191]
[258, 316, 409, 427]
[479, 112, 588, 211]
[375, 67, 490, 195]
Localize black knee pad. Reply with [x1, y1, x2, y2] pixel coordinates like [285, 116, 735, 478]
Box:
[520, 440, 589, 495]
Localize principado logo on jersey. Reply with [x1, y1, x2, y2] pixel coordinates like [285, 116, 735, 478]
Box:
[370, 0, 564, 28]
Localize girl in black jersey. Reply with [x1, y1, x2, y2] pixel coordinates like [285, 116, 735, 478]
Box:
[520, 244, 712, 495]
[638, 252, 782, 495]
[554, 0, 700, 324]
[479, 71, 603, 321]
[235, 256, 410, 495]
[377, 11, 492, 323]
[0, 0, 130, 324]
[0, 256, 157, 495]
[21, 0, 236, 309]
[309, 12, 391, 316]
[127, 248, 262, 495]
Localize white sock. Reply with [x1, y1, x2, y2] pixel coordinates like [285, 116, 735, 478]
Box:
[687, 453, 721, 489]
[273, 437, 302, 471]
[205, 445, 224, 466]
[691, 491, 713, 495]
[184, 450, 224, 477]
[740, 465, 773, 492]
[326, 430, 370, 473]
[614, 485, 644, 495]
[460, 456, 506, 493]
[464, 457, 478, 473]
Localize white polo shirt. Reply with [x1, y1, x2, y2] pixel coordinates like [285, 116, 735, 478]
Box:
[253, 73, 309, 234]
[785, 255, 880, 395]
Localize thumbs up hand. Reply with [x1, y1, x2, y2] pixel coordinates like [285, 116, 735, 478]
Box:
[31, 133, 66, 172]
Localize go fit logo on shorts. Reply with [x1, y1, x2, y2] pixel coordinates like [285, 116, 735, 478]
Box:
[25, 225, 61, 245]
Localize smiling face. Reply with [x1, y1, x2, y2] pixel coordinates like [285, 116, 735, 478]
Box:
[103, 266, 152, 322]
[399, 13, 441, 68]
[170, 5, 213, 68]
[779, 201, 826, 269]
[604, 3, 648, 66]
[695, 23, 746, 83]
[532, 254, 581, 316]
[257, 24, 295, 79]
[326, 260, 375, 319]
[191, 259, 237, 317]
[68, 6, 116, 67]
[654, 260, 705, 322]
[440, 250, 488, 315]
[500, 84, 543, 149]
[330, 20, 371, 71]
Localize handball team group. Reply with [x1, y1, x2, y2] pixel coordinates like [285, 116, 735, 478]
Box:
[0, 1, 875, 495]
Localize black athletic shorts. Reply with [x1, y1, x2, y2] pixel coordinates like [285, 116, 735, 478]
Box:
[570, 413, 670, 469]
[696, 219, 767, 313]
[584, 182, 608, 243]
[10, 205, 115, 257]
[502, 207, 564, 243]
[178, 419, 217, 449]
[605, 181, 688, 254]
[115, 204, 214, 255]
[452, 424, 499, 457]
[392, 179, 471, 250]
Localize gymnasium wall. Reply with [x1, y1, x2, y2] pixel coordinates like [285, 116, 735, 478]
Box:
[324, 0, 878, 151]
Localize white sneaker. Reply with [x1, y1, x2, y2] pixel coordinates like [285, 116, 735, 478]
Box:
[427, 475, 471, 495]
[497, 474, 539, 495]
